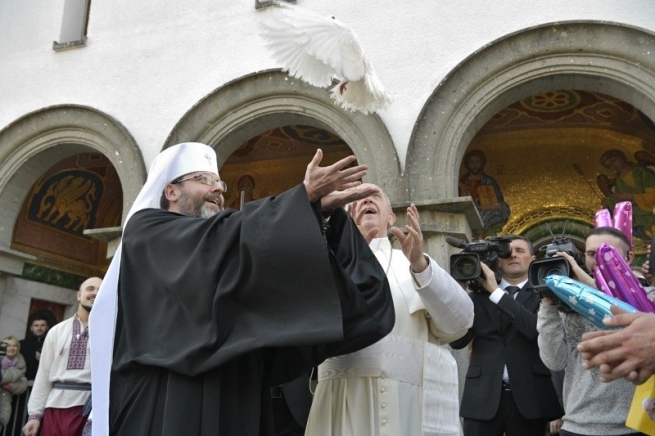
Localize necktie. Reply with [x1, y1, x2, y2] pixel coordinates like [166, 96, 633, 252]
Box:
[501, 286, 521, 329]
[505, 286, 520, 296]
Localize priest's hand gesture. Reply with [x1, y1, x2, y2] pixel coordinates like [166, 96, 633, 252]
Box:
[303, 149, 375, 211]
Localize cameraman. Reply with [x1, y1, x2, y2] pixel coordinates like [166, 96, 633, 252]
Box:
[450, 235, 562, 436]
[537, 227, 641, 436]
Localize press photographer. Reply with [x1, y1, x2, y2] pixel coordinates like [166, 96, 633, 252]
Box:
[527, 227, 584, 306]
[449, 235, 563, 435]
[445, 235, 513, 292]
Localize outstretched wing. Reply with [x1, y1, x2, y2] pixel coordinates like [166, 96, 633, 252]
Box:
[260, 3, 390, 114]
[260, 3, 366, 86]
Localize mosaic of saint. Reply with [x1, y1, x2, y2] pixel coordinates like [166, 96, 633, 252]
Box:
[461, 90, 655, 246]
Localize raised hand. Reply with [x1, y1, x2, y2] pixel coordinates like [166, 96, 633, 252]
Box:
[304, 149, 367, 202]
[390, 204, 428, 273]
[321, 184, 379, 214]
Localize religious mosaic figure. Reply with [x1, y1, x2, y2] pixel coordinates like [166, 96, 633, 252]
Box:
[597, 148, 655, 239]
[229, 175, 256, 210]
[458, 150, 511, 235]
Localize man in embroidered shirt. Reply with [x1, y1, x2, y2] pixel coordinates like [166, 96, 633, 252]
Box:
[305, 183, 474, 436]
[23, 276, 100, 436]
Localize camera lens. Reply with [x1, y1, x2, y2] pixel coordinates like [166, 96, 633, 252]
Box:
[528, 257, 572, 291]
[453, 256, 479, 279]
[544, 267, 565, 277]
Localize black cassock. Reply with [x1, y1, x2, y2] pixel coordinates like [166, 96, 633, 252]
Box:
[109, 185, 394, 435]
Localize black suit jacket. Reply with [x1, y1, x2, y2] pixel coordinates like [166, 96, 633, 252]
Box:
[281, 374, 313, 427]
[450, 286, 562, 421]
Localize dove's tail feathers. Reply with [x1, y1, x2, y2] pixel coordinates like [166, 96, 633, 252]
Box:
[330, 78, 391, 115]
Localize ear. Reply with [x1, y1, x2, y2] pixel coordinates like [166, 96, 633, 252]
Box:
[626, 250, 635, 265]
[388, 211, 396, 227]
[165, 183, 180, 202]
[76, 290, 81, 302]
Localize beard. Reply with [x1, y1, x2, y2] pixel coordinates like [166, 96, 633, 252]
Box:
[177, 190, 223, 218]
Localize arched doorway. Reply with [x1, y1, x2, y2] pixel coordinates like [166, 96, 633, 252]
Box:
[456, 89, 655, 264]
[408, 21, 655, 205]
[164, 70, 401, 203]
[0, 105, 143, 337]
[407, 22, 655, 261]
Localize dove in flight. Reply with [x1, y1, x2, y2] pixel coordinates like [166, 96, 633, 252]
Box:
[260, 2, 391, 114]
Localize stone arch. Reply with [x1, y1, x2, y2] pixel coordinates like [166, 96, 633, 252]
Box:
[407, 21, 655, 203]
[0, 105, 144, 249]
[164, 70, 402, 202]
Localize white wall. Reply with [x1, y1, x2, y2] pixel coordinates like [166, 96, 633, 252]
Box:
[0, 276, 77, 340]
[0, 0, 653, 168]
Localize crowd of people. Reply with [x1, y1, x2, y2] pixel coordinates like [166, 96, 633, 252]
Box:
[3, 141, 655, 436]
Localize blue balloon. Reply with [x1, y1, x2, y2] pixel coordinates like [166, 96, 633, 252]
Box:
[544, 275, 637, 329]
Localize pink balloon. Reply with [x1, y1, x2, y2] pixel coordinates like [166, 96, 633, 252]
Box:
[594, 209, 612, 228]
[612, 201, 633, 249]
[593, 265, 616, 297]
[595, 243, 655, 313]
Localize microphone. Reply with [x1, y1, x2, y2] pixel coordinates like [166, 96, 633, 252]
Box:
[445, 236, 467, 249]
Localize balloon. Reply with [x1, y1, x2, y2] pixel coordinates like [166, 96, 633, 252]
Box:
[594, 243, 655, 313]
[613, 201, 633, 249]
[593, 265, 616, 298]
[594, 208, 612, 228]
[545, 275, 637, 329]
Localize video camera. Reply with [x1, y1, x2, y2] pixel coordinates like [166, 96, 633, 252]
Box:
[446, 235, 513, 292]
[528, 223, 583, 307]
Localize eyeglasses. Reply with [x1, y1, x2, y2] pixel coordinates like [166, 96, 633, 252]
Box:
[172, 173, 227, 191]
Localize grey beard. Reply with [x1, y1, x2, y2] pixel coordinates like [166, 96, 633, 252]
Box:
[199, 204, 220, 218]
[178, 191, 220, 218]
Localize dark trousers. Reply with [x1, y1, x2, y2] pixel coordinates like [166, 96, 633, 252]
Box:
[463, 390, 547, 436]
[560, 430, 646, 436]
[271, 397, 304, 436]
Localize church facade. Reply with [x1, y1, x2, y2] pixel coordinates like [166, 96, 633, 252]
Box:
[1, 1, 654, 341]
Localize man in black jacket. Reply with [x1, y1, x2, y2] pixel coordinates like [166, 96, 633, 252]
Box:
[450, 235, 562, 436]
[20, 315, 52, 386]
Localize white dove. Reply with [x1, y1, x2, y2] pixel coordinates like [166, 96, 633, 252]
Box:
[260, 2, 391, 115]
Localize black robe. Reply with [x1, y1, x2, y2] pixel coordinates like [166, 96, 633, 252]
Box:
[109, 184, 394, 435]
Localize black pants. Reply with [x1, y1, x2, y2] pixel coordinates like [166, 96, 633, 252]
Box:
[271, 397, 304, 436]
[560, 430, 646, 436]
[463, 390, 547, 436]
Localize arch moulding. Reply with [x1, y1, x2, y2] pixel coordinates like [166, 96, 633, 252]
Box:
[407, 21, 655, 204]
[164, 70, 403, 202]
[0, 105, 144, 250]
